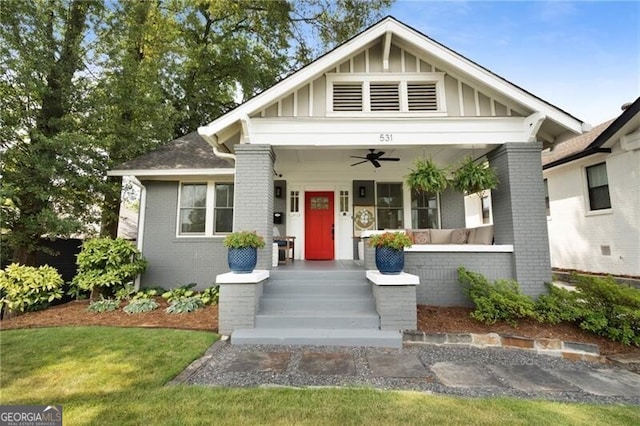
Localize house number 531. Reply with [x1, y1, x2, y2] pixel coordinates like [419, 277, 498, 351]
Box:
[379, 133, 393, 142]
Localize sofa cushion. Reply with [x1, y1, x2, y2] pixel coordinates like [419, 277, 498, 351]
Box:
[450, 228, 470, 244]
[470, 225, 494, 245]
[429, 229, 453, 244]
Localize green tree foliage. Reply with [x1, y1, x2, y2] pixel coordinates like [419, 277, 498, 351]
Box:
[71, 237, 147, 298]
[1, 0, 393, 259]
[1, 0, 106, 264]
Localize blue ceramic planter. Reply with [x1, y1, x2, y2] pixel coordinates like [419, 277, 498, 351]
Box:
[375, 246, 404, 275]
[228, 247, 258, 273]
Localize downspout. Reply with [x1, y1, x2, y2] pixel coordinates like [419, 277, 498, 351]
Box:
[131, 177, 146, 291]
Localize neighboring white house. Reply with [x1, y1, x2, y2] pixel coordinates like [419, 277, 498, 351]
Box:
[542, 97, 640, 278]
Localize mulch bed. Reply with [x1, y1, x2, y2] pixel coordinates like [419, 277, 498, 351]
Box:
[1, 301, 638, 356]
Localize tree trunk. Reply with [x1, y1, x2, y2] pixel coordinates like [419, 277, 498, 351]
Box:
[100, 176, 123, 238]
[12, 246, 37, 267]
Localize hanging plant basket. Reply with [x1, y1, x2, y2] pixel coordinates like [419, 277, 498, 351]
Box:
[451, 157, 499, 196]
[405, 158, 449, 193]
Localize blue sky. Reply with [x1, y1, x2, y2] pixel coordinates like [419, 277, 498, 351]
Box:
[388, 0, 639, 125]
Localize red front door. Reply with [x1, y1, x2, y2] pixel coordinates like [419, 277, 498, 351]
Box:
[305, 191, 334, 260]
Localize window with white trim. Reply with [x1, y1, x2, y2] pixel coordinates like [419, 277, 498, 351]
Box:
[178, 182, 234, 236]
[339, 190, 350, 213]
[290, 190, 299, 213]
[214, 183, 234, 232]
[586, 163, 611, 211]
[411, 190, 438, 228]
[179, 183, 207, 234]
[327, 73, 445, 115]
[377, 183, 404, 229]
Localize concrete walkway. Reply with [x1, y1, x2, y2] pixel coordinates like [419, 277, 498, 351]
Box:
[172, 340, 640, 405]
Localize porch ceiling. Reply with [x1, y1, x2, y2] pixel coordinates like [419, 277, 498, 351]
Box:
[273, 145, 495, 173]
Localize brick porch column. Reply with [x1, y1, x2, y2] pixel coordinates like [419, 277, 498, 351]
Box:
[487, 142, 551, 297]
[234, 144, 275, 270]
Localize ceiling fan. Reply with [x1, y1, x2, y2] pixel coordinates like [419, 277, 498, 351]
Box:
[350, 149, 400, 168]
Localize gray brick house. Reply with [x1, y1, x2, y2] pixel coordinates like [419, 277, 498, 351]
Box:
[110, 17, 586, 308]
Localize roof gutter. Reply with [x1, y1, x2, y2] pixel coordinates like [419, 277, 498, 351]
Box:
[198, 130, 236, 163]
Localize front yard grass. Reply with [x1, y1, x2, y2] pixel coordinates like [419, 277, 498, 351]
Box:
[1, 327, 639, 425]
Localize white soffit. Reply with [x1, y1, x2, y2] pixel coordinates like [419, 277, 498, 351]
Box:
[198, 17, 584, 140]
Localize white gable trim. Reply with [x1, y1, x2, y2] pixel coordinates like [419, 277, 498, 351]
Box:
[198, 17, 583, 142]
[108, 168, 235, 177]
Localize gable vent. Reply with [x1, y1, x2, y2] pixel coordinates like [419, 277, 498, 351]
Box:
[333, 83, 363, 111]
[408, 83, 437, 111]
[370, 83, 400, 111]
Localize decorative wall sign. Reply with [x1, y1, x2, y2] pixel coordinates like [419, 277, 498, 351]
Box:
[353, 206, 375, 236]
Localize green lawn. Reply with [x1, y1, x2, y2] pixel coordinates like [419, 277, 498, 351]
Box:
[1, 327, 639, 425]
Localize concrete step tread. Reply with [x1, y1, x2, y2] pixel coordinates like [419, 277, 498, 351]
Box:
[257, 311, 378, 317]
[231, 327, 401, 348]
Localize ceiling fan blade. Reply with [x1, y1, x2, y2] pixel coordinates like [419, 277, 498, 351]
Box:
[377, 157, 400, 161]
[374, 151, 385, 158]
[350, 160, 368, 166]
[350, 156, 367, 159]
[371, 159, 381, 168]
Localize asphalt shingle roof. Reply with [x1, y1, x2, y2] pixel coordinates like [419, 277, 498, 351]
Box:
[112, 131, 231, 171]
[541, 119, 614, 167]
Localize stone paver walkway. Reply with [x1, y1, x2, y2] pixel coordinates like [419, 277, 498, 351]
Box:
[172, 341, 640, 405]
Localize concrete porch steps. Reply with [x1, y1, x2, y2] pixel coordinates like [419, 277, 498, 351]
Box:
[230, 268, 402, 348]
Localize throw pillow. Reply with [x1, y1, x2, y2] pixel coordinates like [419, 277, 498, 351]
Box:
[450, 228, 470, 244]
[412, 230, 431, 244]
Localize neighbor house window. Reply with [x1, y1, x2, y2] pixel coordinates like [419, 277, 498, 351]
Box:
[377, 183, 403, 229]
[178, 182, 234, 236]
[214, 183, 234, 233]
[411, 190, 438, 228]
[586, 163, 611, 211]
[179, 183, 207, 234]
[543, 179, 550, 216]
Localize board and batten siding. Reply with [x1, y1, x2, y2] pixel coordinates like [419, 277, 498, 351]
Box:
[253, 38, 528, 120]
[140, 180, 228, 290]
[545, 148, 640, 277]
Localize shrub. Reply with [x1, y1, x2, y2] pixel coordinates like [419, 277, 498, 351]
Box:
[162, 283, 196, 302]
[572, 274, 640, 346]
[0, 264, 64, 314]
[71, 238, 147, 298]
[535, 283, 584, 325]
[457, 267, 537, 326]
[166, 296, 204, 314]
[199, 286, 219, 305]
[123, 298, 159, 314]
[87, 298, 120, 313]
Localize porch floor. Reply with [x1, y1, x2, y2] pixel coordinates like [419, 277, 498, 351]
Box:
[273, 259, 364, 271]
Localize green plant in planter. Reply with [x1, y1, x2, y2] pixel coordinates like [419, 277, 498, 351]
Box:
[223, 231, 266, 249]
[406, 158, 449, 193]
[451, 157, 499, 196]
[368, 232, 413, 250]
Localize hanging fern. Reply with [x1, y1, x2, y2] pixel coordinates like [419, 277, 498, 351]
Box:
[405, 158, 449, 193]
[451, 157, 499, 196]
